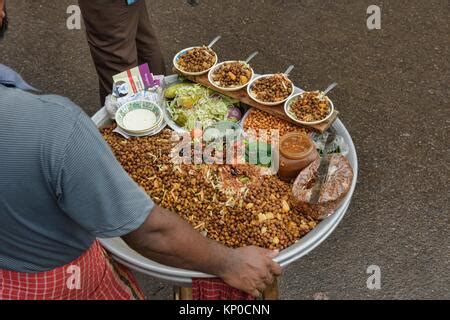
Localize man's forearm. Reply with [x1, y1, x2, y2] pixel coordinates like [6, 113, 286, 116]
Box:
[122, 204, 282, 297]
[122, 205, 233, 277]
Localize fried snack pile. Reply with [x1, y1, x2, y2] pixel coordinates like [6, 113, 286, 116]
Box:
[250, 74, 293, 102]
[243, 109, 310, 142]
[289, 91, 331, 122]
[177, 47, 216, 73]
[102, 127, 317, 250]
[211, 62, 252, 88]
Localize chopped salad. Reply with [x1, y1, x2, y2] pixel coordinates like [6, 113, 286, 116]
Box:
[165, 83, 242, 130]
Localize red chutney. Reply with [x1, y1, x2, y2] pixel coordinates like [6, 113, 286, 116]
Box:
[277, 132, 319, 181]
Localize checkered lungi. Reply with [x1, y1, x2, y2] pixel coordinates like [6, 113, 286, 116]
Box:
[0, 240, 144, 300]
[192, 278, 255, 300]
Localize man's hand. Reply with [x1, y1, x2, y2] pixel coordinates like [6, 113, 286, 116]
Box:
[219, 246, 282, 297]
[123, 205, 282, 297]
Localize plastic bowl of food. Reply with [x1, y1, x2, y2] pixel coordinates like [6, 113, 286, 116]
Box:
[208, 61, 254, 92]
[247, 73, 294, 106]
[284, 91, 335, 125]
[173, 46, 218, 76]
[115, 100, 164, 134]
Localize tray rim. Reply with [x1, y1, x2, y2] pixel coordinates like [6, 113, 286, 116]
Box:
[95, 74, 358, 284]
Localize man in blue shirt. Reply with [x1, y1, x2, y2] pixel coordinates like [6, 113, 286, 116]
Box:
[0, 5, 280, 299]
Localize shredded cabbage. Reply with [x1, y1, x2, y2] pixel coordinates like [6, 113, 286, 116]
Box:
[167, 84, 238, 130]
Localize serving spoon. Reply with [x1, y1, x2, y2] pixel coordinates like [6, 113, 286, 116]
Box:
[207, 35, 222, 48]
[245, 51, 259, 63]
[284, 65, 295, 76]
[320, 82, 337, 97]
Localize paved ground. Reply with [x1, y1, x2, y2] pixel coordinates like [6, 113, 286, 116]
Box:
[1, 0, 449, 299]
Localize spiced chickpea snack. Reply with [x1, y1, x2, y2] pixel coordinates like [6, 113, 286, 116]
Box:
[289, 91, 331, 123]
[101, 126, 317, 250]
[177, 46, 217, 73]
[250, 74, 293, 103]
[211, 62, 253, 88]
[244, 109, 310, 142]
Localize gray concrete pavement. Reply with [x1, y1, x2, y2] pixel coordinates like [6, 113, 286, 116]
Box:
[1, 0, 448, 299]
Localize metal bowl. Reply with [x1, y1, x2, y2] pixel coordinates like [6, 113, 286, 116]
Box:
[93, 75, 358, 285]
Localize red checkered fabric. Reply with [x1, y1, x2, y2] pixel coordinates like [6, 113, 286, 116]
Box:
[192, 278, 255, 300]
[0, 241, 144, 300]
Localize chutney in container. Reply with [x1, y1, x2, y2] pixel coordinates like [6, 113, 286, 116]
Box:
[277, 132, 319, 181]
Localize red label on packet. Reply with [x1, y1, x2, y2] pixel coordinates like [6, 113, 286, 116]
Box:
[112, 63, 158, 98]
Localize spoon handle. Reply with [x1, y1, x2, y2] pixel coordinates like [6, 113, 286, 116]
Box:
[322, 82, 338, 95]
[208, 35, 222, 48]
[284, 65, 295, 76]
[245, 51, 259, 63]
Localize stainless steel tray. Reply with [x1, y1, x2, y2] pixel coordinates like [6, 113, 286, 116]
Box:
[93, 75, 358, 285]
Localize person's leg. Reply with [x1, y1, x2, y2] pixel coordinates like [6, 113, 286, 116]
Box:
[78, 0, 139, 106]
[135, 1, 166, 75]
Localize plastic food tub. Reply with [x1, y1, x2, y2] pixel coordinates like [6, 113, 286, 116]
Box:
[93, 75, 358, 285]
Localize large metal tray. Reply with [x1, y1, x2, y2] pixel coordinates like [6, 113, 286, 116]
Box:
[93, 75, 358, 285]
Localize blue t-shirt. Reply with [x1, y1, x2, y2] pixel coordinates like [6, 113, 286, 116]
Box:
[0, 83, 153, 272]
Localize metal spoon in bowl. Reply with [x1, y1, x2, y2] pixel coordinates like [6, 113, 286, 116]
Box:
[284, 65, 295, 76]
[281, 65, 295, 93]
[207, 35, 222, 48]
[320, 82, 337, 97]
[245, 51, 259, 63]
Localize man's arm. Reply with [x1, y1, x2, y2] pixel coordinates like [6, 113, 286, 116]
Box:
[53, 109, 281, 297]
[122, 205, 282, 297]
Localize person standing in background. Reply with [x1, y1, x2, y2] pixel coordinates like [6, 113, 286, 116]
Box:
[78, 0, 166, 106]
